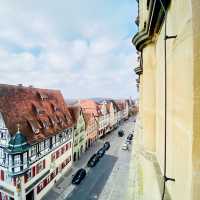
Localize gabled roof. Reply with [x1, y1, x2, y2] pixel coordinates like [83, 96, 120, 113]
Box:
[82, 112, 97, 128]
[0, 84, 74, 144]
[68, 105, 82, 124]
[80, 99, 103, 116]
[105, 100, 119, 112]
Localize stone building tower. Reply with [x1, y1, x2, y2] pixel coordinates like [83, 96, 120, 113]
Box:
[133, 0, 200, 199]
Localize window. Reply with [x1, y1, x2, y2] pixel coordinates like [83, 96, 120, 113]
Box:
[39, 120, 50, 129]
[51, 153, 56, 162]
[14, 155, 21, 173]
[23, 153, 27, 164]
[14, 155, 21, 165]
[0, 148, 4, 159]
[51, 103, 60, 112]
[45, 139, 50, 149]
[27, 119, 40, 134]
[36, 160, 45, 174]
[31, 145, 37, 157]
[49, 116, 55, 127]
[39, 141, 45, 151]
[32, 104, 45, 115]
[56, 134, 60, 143]
[52, 136, 56, 146]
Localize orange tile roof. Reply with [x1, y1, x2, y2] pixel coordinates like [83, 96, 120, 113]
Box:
[80, 99, 103, 116]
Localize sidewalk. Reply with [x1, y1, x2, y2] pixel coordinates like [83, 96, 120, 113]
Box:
[42, 140, 104, 200]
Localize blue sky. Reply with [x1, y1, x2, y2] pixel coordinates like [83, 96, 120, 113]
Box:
[0, 0, 138, 99]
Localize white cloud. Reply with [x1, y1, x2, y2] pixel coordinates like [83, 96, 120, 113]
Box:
[0, 0, 138, 99]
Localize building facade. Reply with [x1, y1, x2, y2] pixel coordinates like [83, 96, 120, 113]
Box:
[123, 100, 129, 120]
[99, 101, 110, 136]
[0, 84, 74, 200]
[68, 106, 86, 162]
[83, 113, 98, 150]
[133, 0, 200, 199]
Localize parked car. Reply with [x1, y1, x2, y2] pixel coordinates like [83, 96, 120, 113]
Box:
[121, 143, 128, 150]
[97, 148, 106, 157]
[127, 134, 133, 141]
[87, 154, 100, 167]
[72, 168, 86, 185]
[103, 141, 110, 151]
[118, 130, 124, 137]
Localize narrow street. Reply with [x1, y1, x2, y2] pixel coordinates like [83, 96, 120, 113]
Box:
[65, 118, 135, 200]
[42, 117, 135, 200]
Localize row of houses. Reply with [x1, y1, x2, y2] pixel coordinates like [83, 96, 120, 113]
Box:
[0, 84, 135, 200]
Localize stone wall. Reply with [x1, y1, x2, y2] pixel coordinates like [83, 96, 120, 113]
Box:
[135, 0, 200, 199]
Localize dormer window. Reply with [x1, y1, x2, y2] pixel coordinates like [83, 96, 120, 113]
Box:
[51, 103, 60, 112]
[37, 92, 48, 101]
[49, 116, 56, 127]
[39, 119, 50, 129]
[57, 116, 65, 127]
[27, 119, 41, 134]
[32, 104, 45, 115]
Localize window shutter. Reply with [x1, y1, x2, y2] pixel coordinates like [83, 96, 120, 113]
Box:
[61, 147, 64, 154]
[36, 164, 39, 174]
[13, 177, 16, 186]
[24, 174, 28, 183]
[51, 153, 54, 162]
[0, 170, 4, 181]
[65, 144, 68, 151]
[56, 150, 59, 159]
[32, 166, 36, 177]
[43, 160, 46, 169]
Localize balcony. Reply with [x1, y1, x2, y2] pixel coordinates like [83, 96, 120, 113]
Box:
[134, 66, 143, 75]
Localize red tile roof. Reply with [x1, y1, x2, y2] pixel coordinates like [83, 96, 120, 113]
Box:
[0, 84, 74, 144]
[68, 105, 82, 124]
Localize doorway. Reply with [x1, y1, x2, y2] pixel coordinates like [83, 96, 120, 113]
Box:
[26, 189, 34, 200]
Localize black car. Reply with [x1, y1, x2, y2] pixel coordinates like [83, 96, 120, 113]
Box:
[87, 154, 100, 167]
[118, 130, 124, 137]
[97, 148, 106, 157]
[103, 141, 110, 151]
[127, 134, 133, 140]
[72, 168, 86, 185]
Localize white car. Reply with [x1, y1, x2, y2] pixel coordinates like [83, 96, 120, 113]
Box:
[122, 143, 128, 150]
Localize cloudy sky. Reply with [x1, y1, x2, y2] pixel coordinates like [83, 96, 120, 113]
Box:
[0, 0, 138, 99]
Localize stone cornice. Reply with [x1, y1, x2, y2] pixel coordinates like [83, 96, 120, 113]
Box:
[132, 0, 171, 51]
[134, 66, 143, 76]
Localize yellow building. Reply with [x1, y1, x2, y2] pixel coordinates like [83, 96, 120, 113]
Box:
[132, 0, 200, 199]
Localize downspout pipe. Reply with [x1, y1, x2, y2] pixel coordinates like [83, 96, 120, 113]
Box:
[158, 0, 177, 199]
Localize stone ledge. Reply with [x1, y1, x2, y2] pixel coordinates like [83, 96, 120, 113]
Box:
[127, 120, 171, 200]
